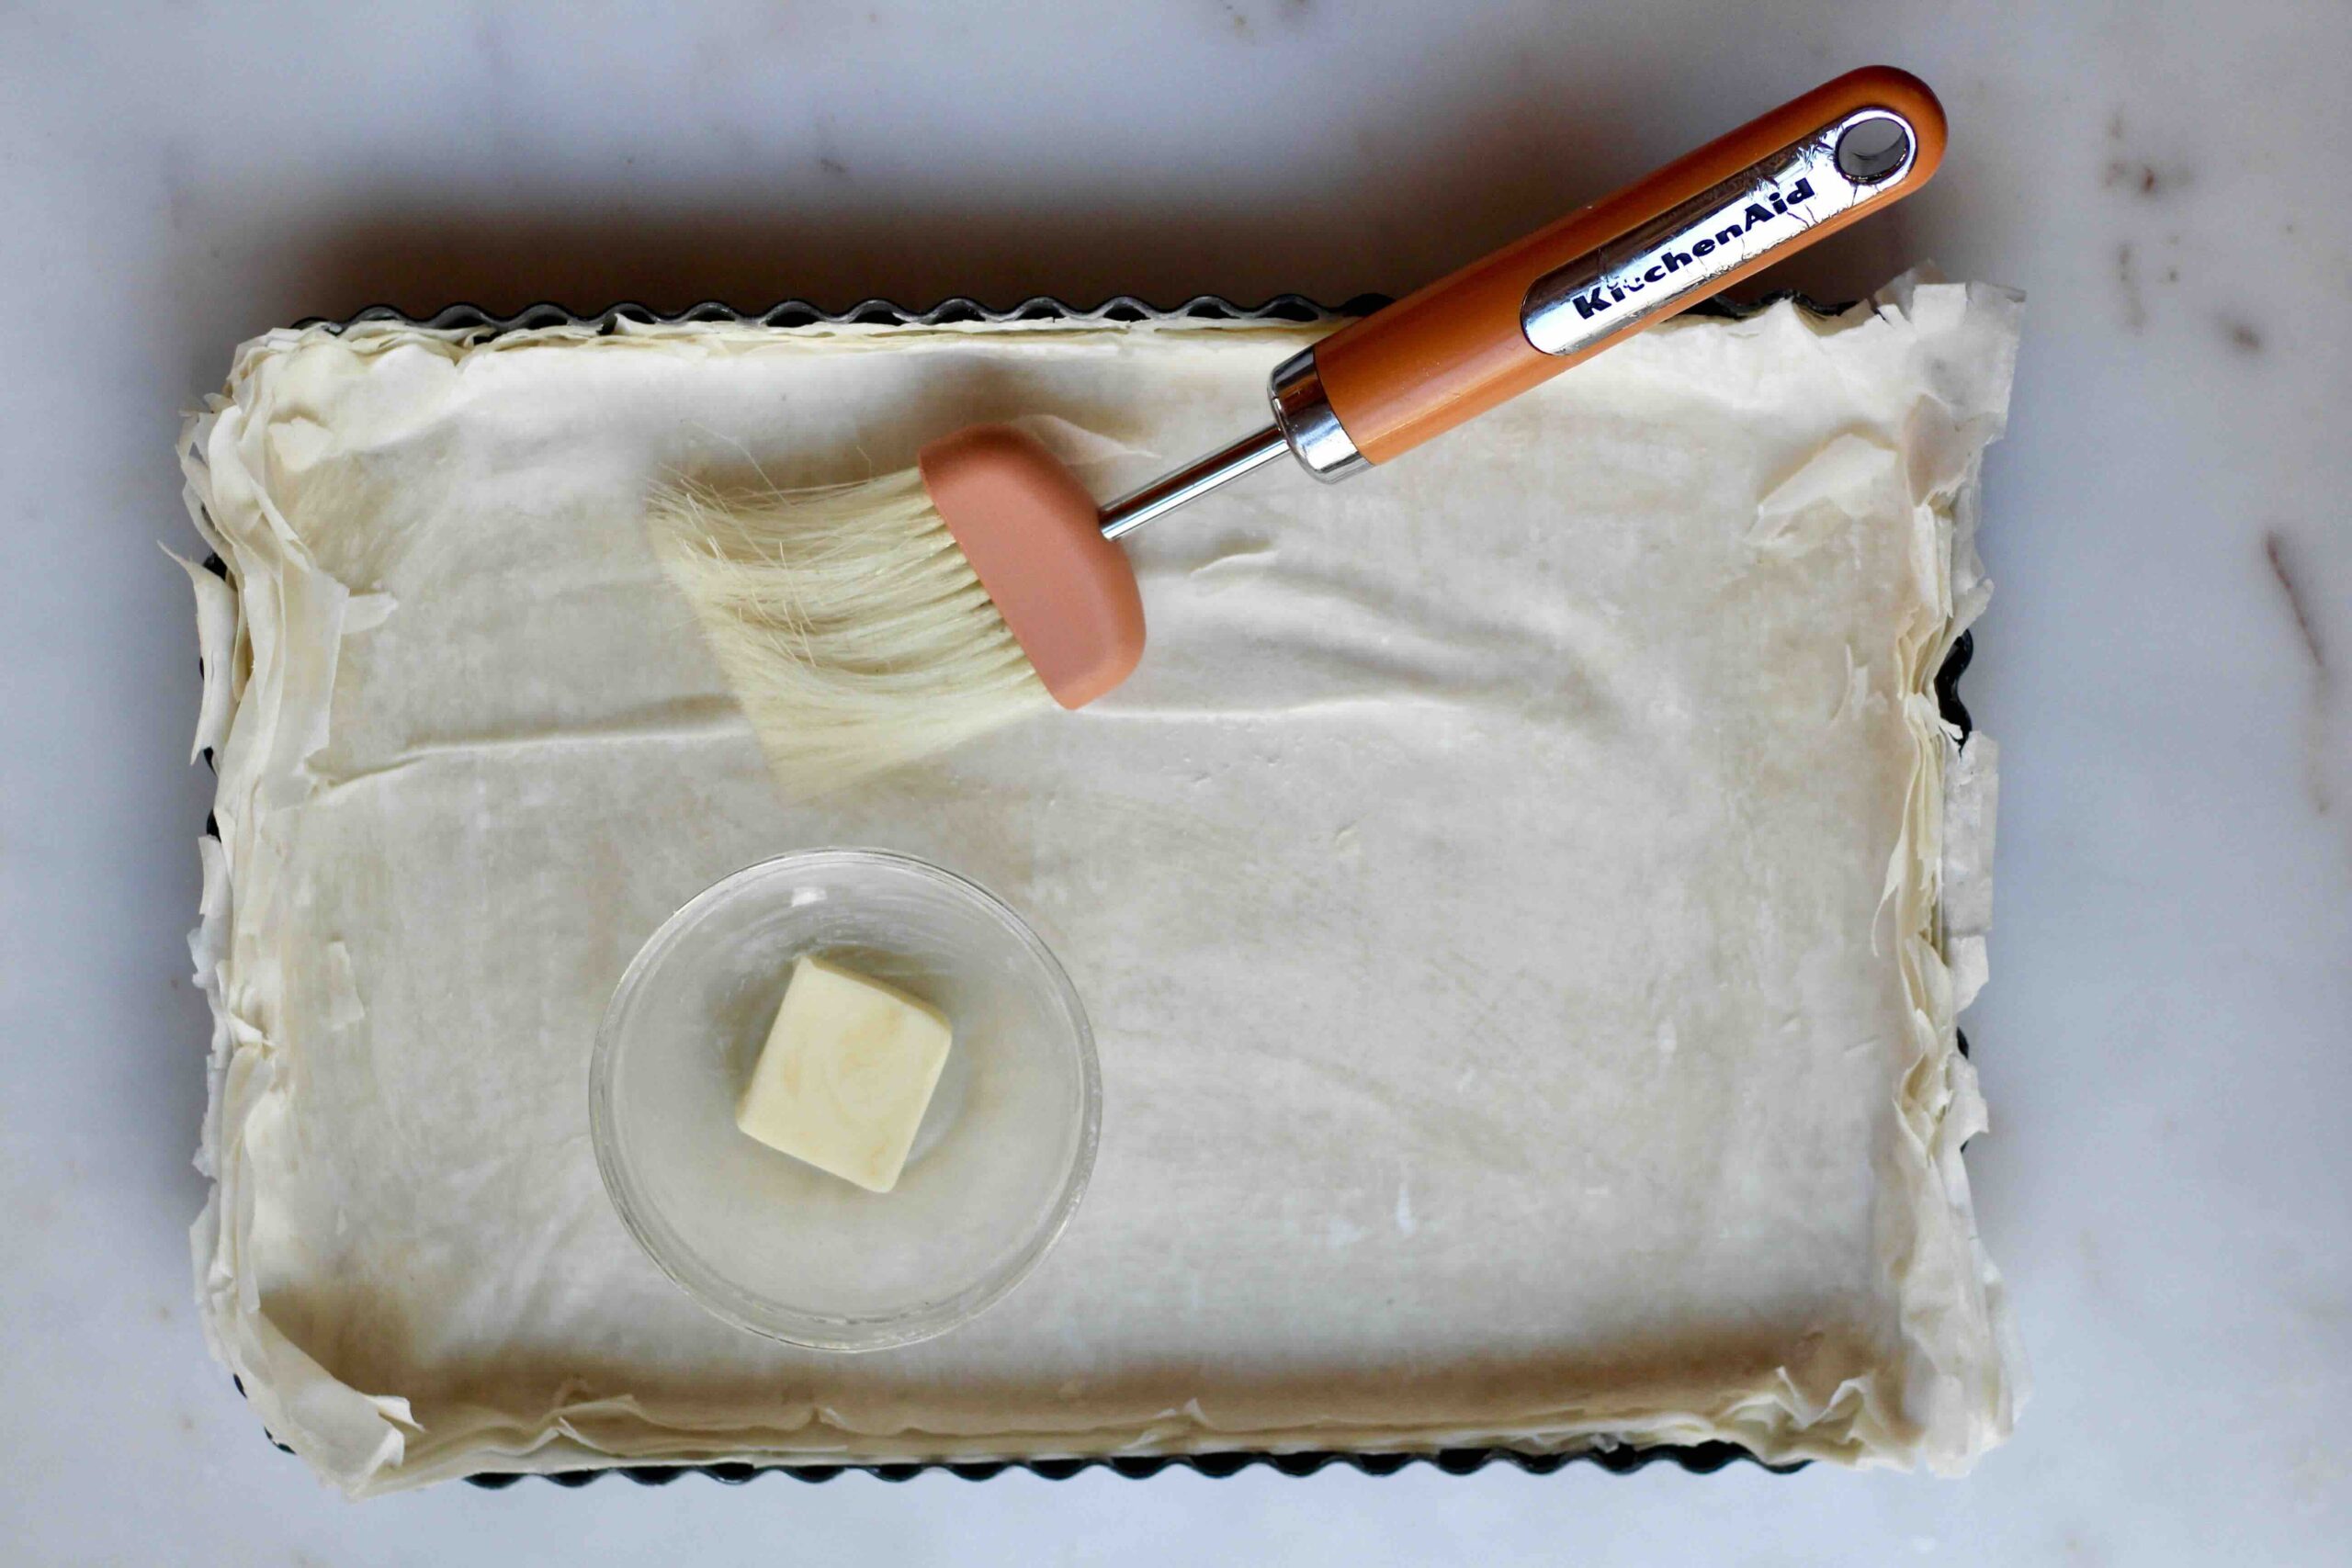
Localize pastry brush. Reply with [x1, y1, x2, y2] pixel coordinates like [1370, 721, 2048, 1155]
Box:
[657, 67, 1944, 795]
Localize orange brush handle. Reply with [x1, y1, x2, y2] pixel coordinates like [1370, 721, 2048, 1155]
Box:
[1312, 67, 1946, 465]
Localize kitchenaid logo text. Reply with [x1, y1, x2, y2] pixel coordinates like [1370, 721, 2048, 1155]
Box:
[1569, 176, 1816, 321]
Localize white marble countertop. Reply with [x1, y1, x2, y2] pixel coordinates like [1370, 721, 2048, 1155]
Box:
[2, 2, 2345, 1562]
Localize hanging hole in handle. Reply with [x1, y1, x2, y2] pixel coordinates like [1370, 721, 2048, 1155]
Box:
[1835, 116, 1912, 184]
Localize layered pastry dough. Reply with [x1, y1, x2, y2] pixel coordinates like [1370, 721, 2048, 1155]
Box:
[180, 277, 2021, 1495]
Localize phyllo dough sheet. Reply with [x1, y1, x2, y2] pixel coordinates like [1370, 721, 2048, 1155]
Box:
[179, 278, 2022, 1495]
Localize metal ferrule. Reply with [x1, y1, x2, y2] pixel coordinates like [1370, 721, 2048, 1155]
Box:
[1092, 345, 1368, 540]
[1267, 347, 1368, 482]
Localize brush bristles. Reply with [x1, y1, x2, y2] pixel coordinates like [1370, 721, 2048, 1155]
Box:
[650, 468, 1050, 800]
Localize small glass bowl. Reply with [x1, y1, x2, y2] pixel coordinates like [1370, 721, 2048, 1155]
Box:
[590, 850, 1099, 1351]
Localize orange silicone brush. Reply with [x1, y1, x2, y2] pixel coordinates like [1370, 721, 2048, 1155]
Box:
[656, 68, 1946, 795]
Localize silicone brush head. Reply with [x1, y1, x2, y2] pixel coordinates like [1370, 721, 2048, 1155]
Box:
[917, 424, 1145, 709]
[649, 423, 1140, 801]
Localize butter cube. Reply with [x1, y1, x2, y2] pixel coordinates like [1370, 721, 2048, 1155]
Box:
[734, 955, 954, 1193]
